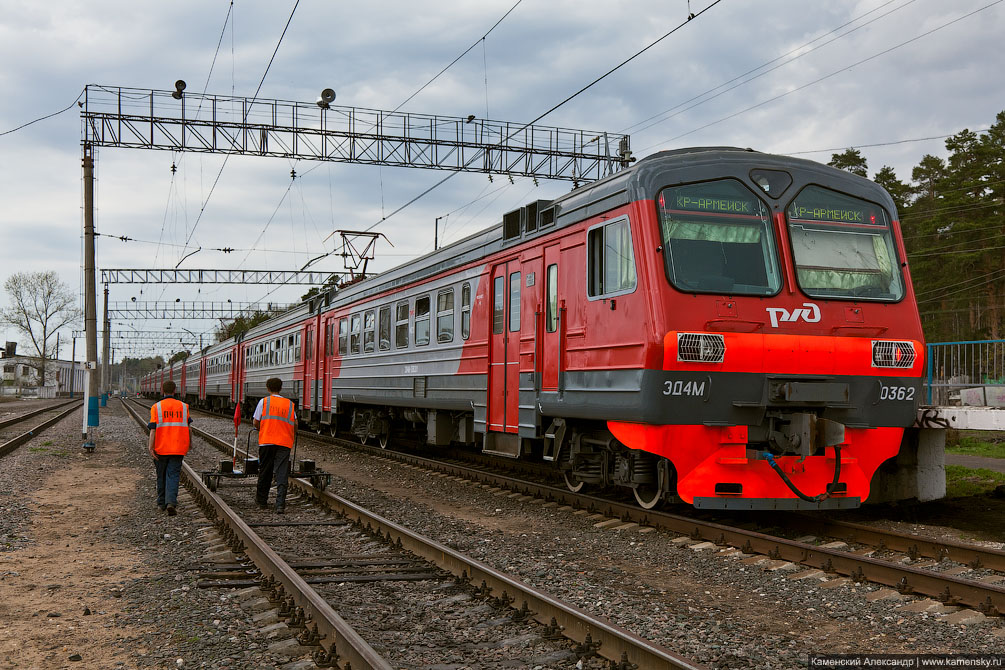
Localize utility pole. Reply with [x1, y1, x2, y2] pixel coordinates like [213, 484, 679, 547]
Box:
[435, 217, 441, 251]
[70, 336, 76, 397]
[82, 143, 98, 449]
[102, 282, 110, 406]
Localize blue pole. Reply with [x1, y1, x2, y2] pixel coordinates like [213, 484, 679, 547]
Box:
[926, 343, 934, 405]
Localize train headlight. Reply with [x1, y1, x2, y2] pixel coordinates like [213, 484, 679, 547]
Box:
[871, 340, 916, 368]
[677, 333, 725, 363]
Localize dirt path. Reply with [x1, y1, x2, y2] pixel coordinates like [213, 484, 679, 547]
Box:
[0, 436, 152, 670]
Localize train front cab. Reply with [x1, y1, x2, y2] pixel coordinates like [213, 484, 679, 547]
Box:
[552, 152, 925, 510]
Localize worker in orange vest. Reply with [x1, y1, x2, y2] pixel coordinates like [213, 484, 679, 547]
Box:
[253, 377, 297, 513]
[147, 380, 191, 516]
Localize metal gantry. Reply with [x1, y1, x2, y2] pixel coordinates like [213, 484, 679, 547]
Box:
[107, 301, 296, 319]
[100, 269, 343, 285]
[81, 85, 632, 182]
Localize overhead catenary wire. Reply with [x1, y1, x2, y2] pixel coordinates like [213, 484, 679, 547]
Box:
[177, 0, 301, 266]
[0, 90, 84, 137]
[622, 0, 918, 137]
[359, 0, 726, 235]
[638, 0, 1003, 154]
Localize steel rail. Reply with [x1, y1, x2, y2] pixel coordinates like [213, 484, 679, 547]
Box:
[0, 399, 80, 431]
[140, 400, 1005, 616]
[0, 402, 83, 459]
[140, 401, 705, 670]
[317, 438, 1005, 617]
[120, 400, 393, 670]
[782, 513, 1005, 572]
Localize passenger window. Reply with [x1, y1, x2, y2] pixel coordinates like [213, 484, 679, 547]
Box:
[364, 310, 375, 353]
[395, 301, 409, 348]
[461, 283, 471, 340]
[378, 306, 391, 351]
[437, 289, 454, 343]
[350, 314, 361, 354]
[588, 218, 637, 297]
[493, 276, 504, 334]
[546, 264, 558, 332]
[338, 318, 348, 355]
[414, 296, 430, 346]
[509, 272, 521, 332]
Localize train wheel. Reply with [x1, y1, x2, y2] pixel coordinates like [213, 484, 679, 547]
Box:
[632, 482, 663, 510]
[563, 470, 585, 493]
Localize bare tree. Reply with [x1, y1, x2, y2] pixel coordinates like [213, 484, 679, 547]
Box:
[1, 271, 81, 386]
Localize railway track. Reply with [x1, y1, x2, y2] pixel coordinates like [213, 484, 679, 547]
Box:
[143, 399, 1005, 617]
[0, 400, 82, 459]
[124, 398, 703, 669]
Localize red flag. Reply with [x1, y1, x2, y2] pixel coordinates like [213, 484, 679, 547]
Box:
[233, 405, 241, 431]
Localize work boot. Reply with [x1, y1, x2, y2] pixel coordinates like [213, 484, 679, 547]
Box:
[166, 504, 177, 516]
[275, 506, 285, 515]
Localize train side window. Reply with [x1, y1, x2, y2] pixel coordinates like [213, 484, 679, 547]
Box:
[461, 283, 471, 340]
[395, 301, 409, 348]
[437, 289, 454, 343]
[350, 314, 361, 354]
[364, 309, 375, 353]
[546, 264, 558, 332]
[414, 295, 431, 346]
[493, 276, 504, 334]
[338, 318, 347, 355]
[509, 271, 521, 332]
[326, 323, 334, 357]
[587, 218, 637, 298]
[378, 306, 391, 351]
[305, 330, 312, 360]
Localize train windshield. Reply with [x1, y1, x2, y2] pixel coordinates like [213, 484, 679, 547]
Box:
[657, 179, 781, 295]
[786, 185, 904, 301]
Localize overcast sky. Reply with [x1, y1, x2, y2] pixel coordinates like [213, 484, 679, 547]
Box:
[1, 0, 1003, 360]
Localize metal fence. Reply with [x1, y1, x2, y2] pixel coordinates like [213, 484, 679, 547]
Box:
[925, 339, 1005, 405]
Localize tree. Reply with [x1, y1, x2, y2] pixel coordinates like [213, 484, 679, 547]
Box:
[168, 350, 190, 365]
[872, 166, 912, 215]
[214, 310, 278, 342]
[828, 148, 868, 177]
[1, 271, 81, 386]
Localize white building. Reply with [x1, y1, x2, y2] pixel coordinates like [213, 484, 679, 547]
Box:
[1, 354, 85, 397]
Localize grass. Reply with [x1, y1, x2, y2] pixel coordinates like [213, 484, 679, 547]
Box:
[944, 431, 1005, 459]
[28, 447, 48, 453]
[945, 465, 1005, 498]
[42, 441, 53, 446]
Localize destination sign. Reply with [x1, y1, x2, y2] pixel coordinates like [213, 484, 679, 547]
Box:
[673, 194, 754, 214]
[788, 205, 867, 223]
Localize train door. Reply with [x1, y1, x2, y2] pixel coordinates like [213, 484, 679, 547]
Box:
[541, 244, 562, 391]
[304, 322, 316, 411]
[199, 357, 207, 402]
[322, 317, 334, 412]
[488, 260, 521, 433]
[232, 345, 242, 407]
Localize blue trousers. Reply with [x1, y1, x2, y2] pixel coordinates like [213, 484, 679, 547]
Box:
[154, 455, 184, 507]
[256, 444, 291, 510]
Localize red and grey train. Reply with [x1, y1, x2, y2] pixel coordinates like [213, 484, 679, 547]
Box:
[142, 147, 925, 510]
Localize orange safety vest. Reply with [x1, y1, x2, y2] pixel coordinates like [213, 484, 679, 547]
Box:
[259, 395, 296, 449]
[150, 397, 191, 456]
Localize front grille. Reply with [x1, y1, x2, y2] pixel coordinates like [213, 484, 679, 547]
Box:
[872, 340, 916, 368]
[678, 333, 725, 363]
